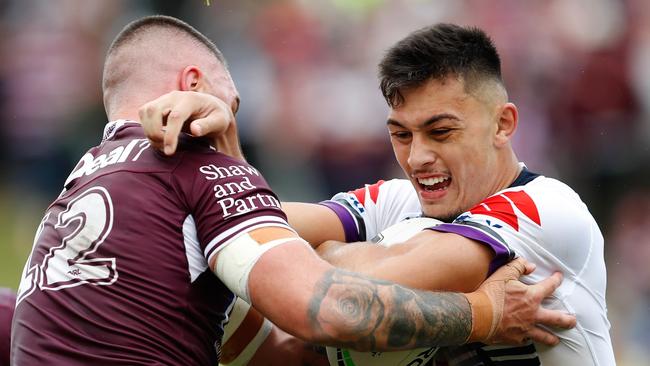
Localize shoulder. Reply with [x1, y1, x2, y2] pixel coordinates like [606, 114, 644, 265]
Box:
[515, 176, 594, 223]
[467, 175, 598, 239]
[173, 139, 265, 185]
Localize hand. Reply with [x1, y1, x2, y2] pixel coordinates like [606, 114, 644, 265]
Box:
[138, 91, 238, 156]
[468, 258, 576, 346]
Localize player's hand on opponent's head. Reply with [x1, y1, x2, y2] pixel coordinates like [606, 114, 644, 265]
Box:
[466, 257, 576, 346]
[139, 91, 235, 155]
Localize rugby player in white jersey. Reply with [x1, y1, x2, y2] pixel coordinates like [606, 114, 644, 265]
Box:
[140, 24, 599, 365]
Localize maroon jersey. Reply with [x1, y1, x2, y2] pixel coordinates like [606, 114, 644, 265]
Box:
[0, 288, 16, 366]
[11, 121, 290, 365]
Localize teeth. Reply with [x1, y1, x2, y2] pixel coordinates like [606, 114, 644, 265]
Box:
[418, 177, 449, 186]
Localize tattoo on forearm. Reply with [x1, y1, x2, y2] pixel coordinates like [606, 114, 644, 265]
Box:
[308, 269, 471, 351]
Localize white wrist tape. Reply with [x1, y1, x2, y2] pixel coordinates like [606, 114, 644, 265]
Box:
[215, 233, 307, 303]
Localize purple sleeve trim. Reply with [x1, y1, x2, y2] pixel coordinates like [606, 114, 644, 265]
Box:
[319, 200, 360, 243]
[426, 223, 513, 275]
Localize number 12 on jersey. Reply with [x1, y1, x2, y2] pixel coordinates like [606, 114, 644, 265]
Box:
[16, 186, 118, 305]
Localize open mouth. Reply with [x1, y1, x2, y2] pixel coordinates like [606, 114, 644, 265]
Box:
[417, 176, 452, 192]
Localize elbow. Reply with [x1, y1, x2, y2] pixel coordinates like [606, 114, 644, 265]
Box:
[289, 323, 334, 346]
[290, 325, 320, 344]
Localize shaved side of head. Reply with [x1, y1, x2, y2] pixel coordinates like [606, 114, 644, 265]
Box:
[102, 15, 235, 120]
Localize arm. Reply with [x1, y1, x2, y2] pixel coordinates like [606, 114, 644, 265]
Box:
[247, 238, 471, 350]
[282, 202, 346, 246]
[317, 230, 493, 293]
[212, 227, 573, 351]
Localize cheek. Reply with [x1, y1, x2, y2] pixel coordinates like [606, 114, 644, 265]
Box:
[450, 148, 487, 186]
[391, 143, 410, 170]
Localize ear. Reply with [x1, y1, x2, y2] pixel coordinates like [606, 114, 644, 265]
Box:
[494, 102, 518, 147]
[179, 65, 204, 92]
[231, 96, 240, 115]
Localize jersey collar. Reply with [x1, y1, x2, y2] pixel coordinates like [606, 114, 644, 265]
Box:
[102, 119, 138, 142]
[509, 163, 540, 188]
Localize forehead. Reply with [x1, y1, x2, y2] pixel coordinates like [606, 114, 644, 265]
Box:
[387, 77, 478, 125]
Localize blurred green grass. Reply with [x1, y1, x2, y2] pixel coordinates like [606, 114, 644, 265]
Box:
[0, 188, 44, 290]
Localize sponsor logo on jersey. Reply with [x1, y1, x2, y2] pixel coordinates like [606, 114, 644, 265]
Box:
[199, 164, 260, 180]
[64, 138, 150, 188]
[199, 164, 281, 219]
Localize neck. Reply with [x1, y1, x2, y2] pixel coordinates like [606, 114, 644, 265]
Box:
[108, 110, 140, 123]
[104, 85, 170, 123]
[105, 95, 149, 123]
[499, 153, 523, 190]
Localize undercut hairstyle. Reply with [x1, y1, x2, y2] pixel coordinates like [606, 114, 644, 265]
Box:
[379, 23, 504, 107]
[106, 15, 227, 66]
[102, 15, 229, 95]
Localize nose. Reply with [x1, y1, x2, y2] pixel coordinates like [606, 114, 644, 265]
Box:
[407, 135, 435, 170]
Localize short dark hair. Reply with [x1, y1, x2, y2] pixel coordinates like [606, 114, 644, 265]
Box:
[107, 15, 227, 67]
[378, 23, 503, 107]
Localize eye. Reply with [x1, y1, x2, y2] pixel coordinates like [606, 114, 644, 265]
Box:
[390, 131, 412, 141]
[429, 128, 453, 139]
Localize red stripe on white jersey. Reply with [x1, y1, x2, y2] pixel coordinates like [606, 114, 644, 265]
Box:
[350, 180, 385, 207]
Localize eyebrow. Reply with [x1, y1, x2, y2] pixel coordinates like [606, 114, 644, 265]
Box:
[387, 113, 460, 128]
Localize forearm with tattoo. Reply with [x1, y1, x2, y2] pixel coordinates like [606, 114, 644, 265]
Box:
[307, 269, 471, 351]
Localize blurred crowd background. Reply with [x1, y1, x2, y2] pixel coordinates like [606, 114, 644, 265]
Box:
[0, 0, 648, 364]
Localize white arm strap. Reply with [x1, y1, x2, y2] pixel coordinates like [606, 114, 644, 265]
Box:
[214, 233, 308, 303]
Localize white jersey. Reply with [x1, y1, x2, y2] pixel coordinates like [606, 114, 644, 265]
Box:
[322, 167, 615, 366]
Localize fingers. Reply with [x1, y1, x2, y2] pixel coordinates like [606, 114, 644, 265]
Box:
[139, 91, 236, 155]
[506, 257, 528, 278]
[531, 272, 563, 298]
[189, 120, 205, 137]
[164, 106, 192, 155]
[139, 98, 168, 151]
[527, 326, 560, 346]
[535, 307, 576, 330]
[523, 261, 536, 275]
[190, 115, 229, 137]
[139, 92, 189, 156]
[488, 257, 528, 282]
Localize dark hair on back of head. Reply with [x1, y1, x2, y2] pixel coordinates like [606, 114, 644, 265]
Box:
[379, 23, 502, 107]
[107, 14, 227, 67]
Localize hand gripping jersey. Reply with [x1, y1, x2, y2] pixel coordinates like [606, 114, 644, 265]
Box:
[11, 121, 292, 366]
[322, 167, 615, 366]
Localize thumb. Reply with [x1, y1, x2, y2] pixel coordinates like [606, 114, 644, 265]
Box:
[502, 257, 528, 280]
[189, 120, 205, 137]
[190, 117, 229, 137]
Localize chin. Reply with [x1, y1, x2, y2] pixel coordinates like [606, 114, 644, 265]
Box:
[421, 207, 462, 223]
